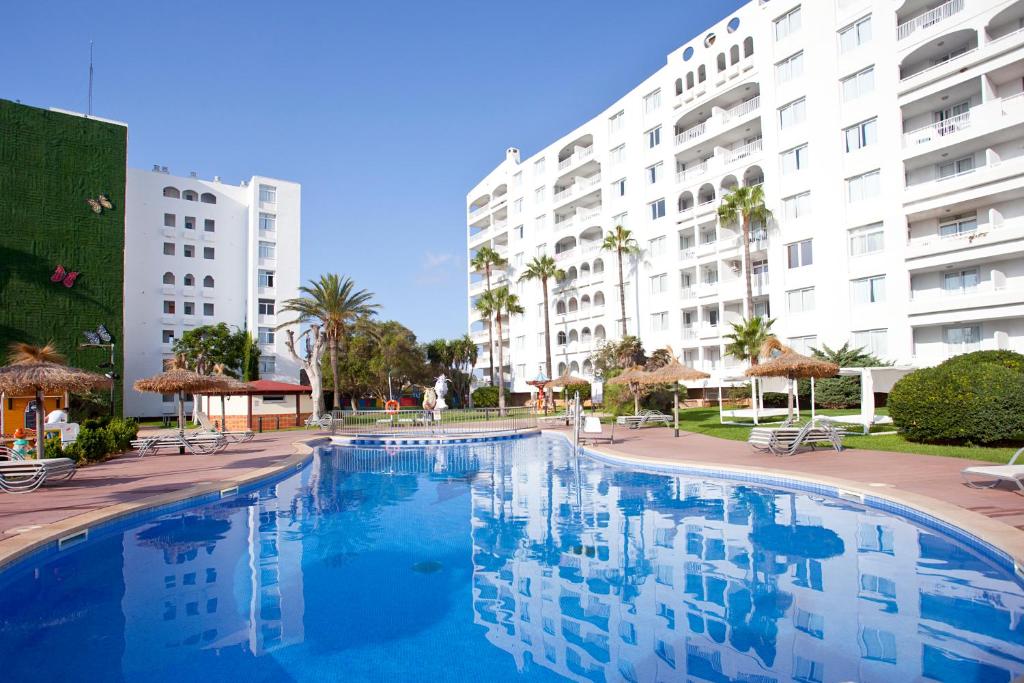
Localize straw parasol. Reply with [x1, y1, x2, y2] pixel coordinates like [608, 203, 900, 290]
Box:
[0, 343, 112, 459]
[608, 366, 655, 416]
[637, 348, 710, 437]
[205, 364, 249, 431]
[134, 355, 232, 438]
[746, 338, 838, 419]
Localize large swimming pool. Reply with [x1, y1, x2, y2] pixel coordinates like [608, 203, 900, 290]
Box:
[1, 435, 1022, 682]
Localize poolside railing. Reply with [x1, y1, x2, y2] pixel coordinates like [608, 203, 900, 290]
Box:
[327, 407, 538, 436]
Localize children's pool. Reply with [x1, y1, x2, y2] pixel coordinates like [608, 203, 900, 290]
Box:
[1, 435, 1022, 682]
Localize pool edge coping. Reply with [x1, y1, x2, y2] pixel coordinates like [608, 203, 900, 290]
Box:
[549, 430, 1024, 574]
[0, 436, 328, 572]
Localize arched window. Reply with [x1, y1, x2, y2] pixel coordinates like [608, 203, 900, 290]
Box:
[162, 272, 175, 285]
[580, 295, 591, 310]
[582, 359, 594, 376]
[581, 327, 592, 343]
[698, 65, 707, 83]
[679, 191, 694, 212]
[698, 183, 716, 204]
[730, 45, 740, 65]
[717, 53, 727, 72]
[580, 262, 591, 278]
[744, 37, 754, 58]
[203, 275, 214, 288]
[566, 266, 578, 281]
[593, 258, 605, 274]
[594, 291, 606, 307]
[568, 297, 579, 313]
[200, 192, 217, 204]
[594, 325, 606, 341]
[568, 330, 579, 344]
[570, 361, 580, 374]
[557, 331, 567, 346]
[686, 72, 694, 89]
[675, 78, 683, 96]
[163, 186, 180, 199]
[558, 362, 567, 376]
[556, 300, 567, 315]
[182, 190, 198, 201]
[183, 273, 195, 287]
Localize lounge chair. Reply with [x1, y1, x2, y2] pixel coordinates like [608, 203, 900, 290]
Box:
[305, 413, 334, 430]
[749, 418, 846, 456]
[539, 410, 574, 427]
[130, 432, 227, 457]
[962, 447, 1024, 494]
[0, 447, 76, 493]
[580, 417, 614, 444]
[616, 410, 673, 429]
[195, 410, 254, 443]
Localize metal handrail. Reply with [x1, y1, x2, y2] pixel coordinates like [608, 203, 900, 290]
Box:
[328, 407, 539, 436]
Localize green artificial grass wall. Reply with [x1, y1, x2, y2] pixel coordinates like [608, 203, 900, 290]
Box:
[0, 99, 127, 414]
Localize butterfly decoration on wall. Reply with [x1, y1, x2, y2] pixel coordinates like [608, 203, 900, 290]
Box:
[50, 265, 80, 288]
[82, 324, 113, 346]
[86, 194, 114, 214]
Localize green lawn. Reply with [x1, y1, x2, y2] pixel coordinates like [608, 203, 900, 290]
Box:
[670, 407, 1021, 464]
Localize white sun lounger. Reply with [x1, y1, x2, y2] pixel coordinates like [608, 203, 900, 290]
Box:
[195, 410, 255, 443]
[130, 433, 227, 457]
[962, 447, 1024, 494]
[748, 418, 846, 456]
[0, 447, 77, 493]
[616, 410, 673, 429]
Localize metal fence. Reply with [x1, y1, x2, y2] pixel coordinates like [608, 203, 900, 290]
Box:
[327, 407, 538, 436]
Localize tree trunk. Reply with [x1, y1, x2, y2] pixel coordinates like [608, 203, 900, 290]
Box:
[485, 266, 495, 386]
[617, 247, 628, 337]
[35, 388, 44, 459]
[741, 214, 754, 319]
[633, 385, 640, 416]
[541, 277, 553, 409]
[329, 336, 341, 410]
[496, 312, 506, 414]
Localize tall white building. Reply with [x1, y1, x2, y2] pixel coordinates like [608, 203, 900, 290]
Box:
[466, 0, 1024, 393]
[124, 167, 302, 417]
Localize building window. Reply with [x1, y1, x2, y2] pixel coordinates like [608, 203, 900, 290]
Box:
[164, 213, 176, 227]
[183, 301, 194, 316]
[787, 287, 815, 313]
[778, 98, 806, 129]
[787, 239, 813, 268]
[182, 190, 198, 201]
[259, 213, 276, 231]
[184, 273, 196, 287]
[534, 215, 546, 231]
[938, 155, 974, 179]
[614, 178, 627, 196]
[841, 66, 875, 102]
[650, 273, 668, 294]
[534, 186, 545, 203]
[259, 356, 276, 374]
[162, 330, 175, 344]
[851, 275, 886, 305]
[643, 89, 662, 114]
[203, 247, 215, 260]
[852, 329, 888, 357]
[259, 184, 277, 203]
[613, 212, 628, 228]
[203, 219, 215, 233]
[788, 335, 818, 354]
[183, 244, 195, 258]
[839, 15, 872, 53]
[163, 242, 175, 256]
[611, 144, 626, 164]
[647, 126, 662, 148]
[943, 268, 979, 294]
[258, 327, 275, 345]
[859, 627, 897, 664]
[512, 171, 522, 187]
[259, 241, 276, 259]
[649, 199, 666, 220]
[512, 198, 523, 214]
[163, 300, 175, 314]
[648, 236, 667, 256]
[780, 144, 808, 175]
[847, 170, 880, 203]
[162, 392, 175, 403]
[782, 192, 810, 221]
[775, 51, 804, 84]
[650, 311, 669, 331]
[162, 272, 175, 285]
[794, 609, 824, 639]
[184, 216, 195, 230]
[944, 325, 981, 353]
[774, 6, 801, 41]
[609, 110, 625, 133]
[203, 275, 214, 288]
[198, 302, 211, 317]
[844, 118, 878, 152]
[939, 215, 977, 238]
[849, 223, 884, 256]
[647, 162, 662, 185]
[534, 157, 546, 175]
[259, 298, 276, 315]
[259, 270, 275, 288]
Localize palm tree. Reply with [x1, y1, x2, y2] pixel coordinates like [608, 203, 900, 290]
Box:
[490, 286, 524, 412]
[724, 317, 776, 367]
[717, 185, 773, 319]
[474, 289, 498, 397]
[278, 274, 378, 410]
[470, 246, 508, 385]
[600, 225, 640, 337]
[517, 255, 565, 400]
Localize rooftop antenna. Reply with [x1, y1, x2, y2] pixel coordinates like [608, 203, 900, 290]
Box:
[87, 41, 94, 116]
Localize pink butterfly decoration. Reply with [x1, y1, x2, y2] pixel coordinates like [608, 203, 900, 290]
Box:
[50, 265, 79, 288]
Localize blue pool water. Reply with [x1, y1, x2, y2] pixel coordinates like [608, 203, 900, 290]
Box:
[2, 435, 1023, 682]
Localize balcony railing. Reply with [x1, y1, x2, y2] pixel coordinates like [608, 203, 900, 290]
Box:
[674, 121, 708, 146]
[722, 96, 760, 122]
[558, 146, 595, 171]
[677, 162, 709, 184]
[903, 111, 970, 147]
[468, 205, 489, 220]
[897, 0, 964, 41]
[724, 138, 762, 164]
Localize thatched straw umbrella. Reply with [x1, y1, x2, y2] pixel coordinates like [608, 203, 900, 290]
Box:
[134, 357, 232, 438]
[637, 348, 710, 437]
[746, 338, 838, 419]
[0, 343, 112, 459]
[204, 364, 249, 431]
[607, 366, 655, 416]
[545, 372, 590, 410]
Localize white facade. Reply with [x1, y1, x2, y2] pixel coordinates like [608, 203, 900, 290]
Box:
[124, 168, 301, 416]
[466, 0, 1024, 392]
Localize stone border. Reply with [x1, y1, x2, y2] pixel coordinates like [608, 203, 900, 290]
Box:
[330, 428, 540, 447]
[547, 430, 1024, 575]
[0, 436, 328, 572]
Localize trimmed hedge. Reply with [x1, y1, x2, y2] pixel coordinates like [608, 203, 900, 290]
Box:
[889, 353, 1024, 445]
[471, 386, 499, 408]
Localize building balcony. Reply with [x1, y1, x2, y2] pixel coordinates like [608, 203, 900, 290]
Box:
[906, 220, 1024, 271]
[699, 324, 720, 339]
[897, 0, 965, 43]
[723, 138, 762, 165]
[902, 95, 1024, 153]
[679, 247, 696, 261]
[557, 146, 595, 172]
[676, 162, 709, 185]
[908, 282, 1018, 317]
[674, 97, 761, 149]
[553, 173, 602, 207]
[468, 204, 489, 221]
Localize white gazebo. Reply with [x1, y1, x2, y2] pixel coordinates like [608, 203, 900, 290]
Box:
[826, 366, 915, 434]
[709, 374, 793, 425]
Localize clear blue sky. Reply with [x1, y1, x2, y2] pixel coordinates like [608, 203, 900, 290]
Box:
[3, 0, 744, 342]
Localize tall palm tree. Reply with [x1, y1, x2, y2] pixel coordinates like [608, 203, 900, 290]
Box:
[717, 185, 773, 319]
[724, 316, 776, 367]
[278, 274, 378, 410]
[518, 255, 565, 399]
[470, 246, 508, 385]
[474, 289, 498, 398]
[490, 286, 524, 412]
[600, 225, 640, 337]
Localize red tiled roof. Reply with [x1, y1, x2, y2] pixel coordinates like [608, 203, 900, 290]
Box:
[244, 380, 312, 394]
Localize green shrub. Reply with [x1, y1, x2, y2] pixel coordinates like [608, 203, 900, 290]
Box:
[82, 415, 112, 431]
[44, 435, 63, 459]
[75, 427, 116, 462]
[889, 362, 1024, 444]
[563, 383, 592, 403]
[106, 417, 139, 452]
[940, 350, 1024, 374]
[63, 441, 84, 464]
[471, 386, 499, 408]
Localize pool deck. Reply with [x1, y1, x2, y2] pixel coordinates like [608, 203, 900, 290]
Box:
[2, 425, 1024, 569]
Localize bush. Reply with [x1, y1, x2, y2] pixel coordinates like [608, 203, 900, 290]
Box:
[889, 362, 1024, 445]
[106, 417, 139, 452]
[75, 427, 116, 462]
[44, 435, 63, 460]
[82, 415, 112, 431]
[63, 441, 84, 464]
[562, 383, 592, 403]
[940, 350, 1024, 374]
[471, 386, 499, 408]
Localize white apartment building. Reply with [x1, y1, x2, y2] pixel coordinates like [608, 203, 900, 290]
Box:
[466, 0, 1024, 393]
[124, 167, 301, 417]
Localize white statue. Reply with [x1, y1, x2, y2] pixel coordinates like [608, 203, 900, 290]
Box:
[433, 374, 450, 411]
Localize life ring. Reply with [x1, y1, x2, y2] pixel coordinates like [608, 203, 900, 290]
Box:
[385, 400, 400, 415]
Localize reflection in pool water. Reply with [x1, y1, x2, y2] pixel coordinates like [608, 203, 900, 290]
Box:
[0, 435, 1022, 682]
